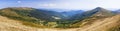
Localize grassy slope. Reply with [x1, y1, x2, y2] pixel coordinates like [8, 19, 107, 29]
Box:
[70, 8, 115, 28]
[0, 15, 77, 31]
[0, 14, 120, 31]
[0, 8, 47, 28]
[74, 15, 120, 31]
[0, 8, 39, 23]
[0, 7, 66, 28]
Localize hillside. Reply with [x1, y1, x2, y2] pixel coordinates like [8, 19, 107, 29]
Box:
[0, 14, 120, 31]
[68, 7, 116, 28]
[73, 7, 114, 20]
[76, 15, 120, 31]
[0, 7, 64, 21]
[0, 7, 67, 28]
[0, 15, 37, 31]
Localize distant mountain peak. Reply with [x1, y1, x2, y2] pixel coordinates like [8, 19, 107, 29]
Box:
[95, 7, 103, 9]
[90, 7, 114, 17]
[93, 7, 106, 11]
[76, 7, 114, 18]
[90, 7, 111, 13]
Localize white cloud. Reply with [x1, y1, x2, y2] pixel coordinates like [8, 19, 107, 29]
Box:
[17, 1, 21, 3]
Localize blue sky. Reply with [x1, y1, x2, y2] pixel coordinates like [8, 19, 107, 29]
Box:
[0, 0, 120, 10]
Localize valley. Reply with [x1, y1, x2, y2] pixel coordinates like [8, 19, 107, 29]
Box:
[0, 7, 120, 31]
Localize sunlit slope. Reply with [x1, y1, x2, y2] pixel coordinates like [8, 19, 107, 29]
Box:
[0, 15, 120, 31]
[75, 15, 120, 31]
[0, 15, 38, 31]
[0, 15, 77, 31]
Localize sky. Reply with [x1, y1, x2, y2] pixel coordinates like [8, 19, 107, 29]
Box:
[0, 0, 120, 10]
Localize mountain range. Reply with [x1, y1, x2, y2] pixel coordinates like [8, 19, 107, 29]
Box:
[0, 7, 120, 31]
